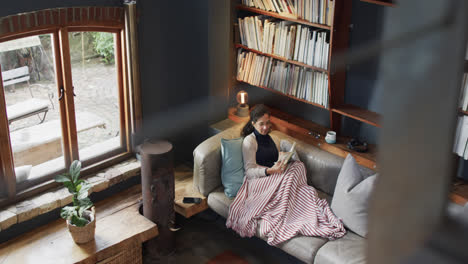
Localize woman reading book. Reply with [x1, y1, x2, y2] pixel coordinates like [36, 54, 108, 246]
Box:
[226, 104, 346, 245]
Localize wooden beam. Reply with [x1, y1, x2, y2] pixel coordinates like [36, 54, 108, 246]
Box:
[0, 66, 16, 198]
[58, 28, 79, 162]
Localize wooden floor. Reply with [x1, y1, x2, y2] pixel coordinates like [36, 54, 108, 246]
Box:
[174, 164, 208, 218]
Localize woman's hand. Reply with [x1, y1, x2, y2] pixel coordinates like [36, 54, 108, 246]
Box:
[267, 161, 286, 175]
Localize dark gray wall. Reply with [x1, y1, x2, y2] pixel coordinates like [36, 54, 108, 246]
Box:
[0, 0, 122, 17]
[233, 0, 386, 144]
[137, 0, 232, 163]
[342, 0, 386, 144]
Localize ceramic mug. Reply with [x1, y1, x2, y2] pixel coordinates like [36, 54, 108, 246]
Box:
[325, 131, 336, 144]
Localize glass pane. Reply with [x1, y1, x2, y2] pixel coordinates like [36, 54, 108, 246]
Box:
[68, 32, 121, 161]
[0, 34, 65, 184]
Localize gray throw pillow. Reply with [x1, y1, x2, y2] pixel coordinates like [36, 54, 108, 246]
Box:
[331, 154, 377, 237]
[221, 137, 245, 198]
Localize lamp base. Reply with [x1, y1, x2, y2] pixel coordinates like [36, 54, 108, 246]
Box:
[236, 104, 249, 117]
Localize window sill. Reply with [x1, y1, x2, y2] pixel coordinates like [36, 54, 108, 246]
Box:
[0, 158, 140, 231]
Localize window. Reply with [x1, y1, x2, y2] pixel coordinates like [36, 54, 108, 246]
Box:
[0, 7, 135, 205]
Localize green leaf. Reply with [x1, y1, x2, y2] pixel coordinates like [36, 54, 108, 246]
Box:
[77, 197, 93, 209]
[71, 215, 89, 227]
[77, 183, 92, 200]
[69, 160, 81, 182]
[78, 205, 93, 217]
[55, 173, 71, 183]
[63, 181, 76, 194]
[60, 206, 78, 219]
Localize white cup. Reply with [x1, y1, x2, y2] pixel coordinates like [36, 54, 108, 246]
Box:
[325, 131, 336, 144]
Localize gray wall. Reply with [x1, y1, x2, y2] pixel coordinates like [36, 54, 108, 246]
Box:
[137, 0, 232, 162]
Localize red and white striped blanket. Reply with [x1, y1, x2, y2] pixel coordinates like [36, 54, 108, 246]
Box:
[226, 161, 346, 246]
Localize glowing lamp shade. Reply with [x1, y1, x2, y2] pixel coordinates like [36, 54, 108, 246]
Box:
[236, 90, 248, 105]
[236, 90, 249, 117]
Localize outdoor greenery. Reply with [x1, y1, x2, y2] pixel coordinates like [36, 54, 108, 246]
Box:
[92, 32, 115, 64]
[55, 160, 94, 227]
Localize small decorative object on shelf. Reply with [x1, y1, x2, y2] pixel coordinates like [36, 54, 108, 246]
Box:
[55, 160, 96, 244]
[236, 90, 249, 117]
[325, 131, 336, 144]
[347, 138, 369, 153]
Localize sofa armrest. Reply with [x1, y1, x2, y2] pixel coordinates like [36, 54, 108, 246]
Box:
[193, 124, 243, 196]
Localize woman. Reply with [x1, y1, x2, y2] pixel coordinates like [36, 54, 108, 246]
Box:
[241, 104, 288, 179]
[227, 104, 346, 245]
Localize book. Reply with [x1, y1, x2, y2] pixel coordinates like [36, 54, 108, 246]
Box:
[280, 141, 297, 165]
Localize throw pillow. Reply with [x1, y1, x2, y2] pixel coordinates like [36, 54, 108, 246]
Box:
[280, 139, 301, 162]
[331, 154, 377, 237]
[221, 137, 245, 198]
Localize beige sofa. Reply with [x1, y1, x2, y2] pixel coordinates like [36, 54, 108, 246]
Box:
[193, 124, 375, 264]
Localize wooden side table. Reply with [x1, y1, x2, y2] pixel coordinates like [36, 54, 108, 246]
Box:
[0, 185, 157, 264]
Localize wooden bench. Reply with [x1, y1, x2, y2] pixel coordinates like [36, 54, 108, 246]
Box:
[2, 66, 30, 92]
[7, 98, 49, 124]
[10, 112, 106, 166]
[0, 184, 158, 264]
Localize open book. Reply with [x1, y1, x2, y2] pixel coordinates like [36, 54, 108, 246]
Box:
[280, 141, 297, 165]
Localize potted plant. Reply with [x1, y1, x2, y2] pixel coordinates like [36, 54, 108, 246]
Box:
[55, 160, 95, 244]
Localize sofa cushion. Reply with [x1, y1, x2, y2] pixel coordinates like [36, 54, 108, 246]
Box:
[272, 234, 328, 264]
[315, 231, 366, 264]
[331, 154, 377, 237]
[208, 188, 332, 264]
[207, 188, 234, 218]
[221, 137, 245, 197]
[193, 124, 243, 196]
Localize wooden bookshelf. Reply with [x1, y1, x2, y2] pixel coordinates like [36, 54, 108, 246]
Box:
[236, 5, 331, 30]
[235, 44, 329, 72]
[228, 107, 378, 170]
[360, 0, 395, 7]
[458, 108, 468, 116]
[332, 104, 382, 128]
[234, 1, 381, 137]
[237, 80, 328, 110]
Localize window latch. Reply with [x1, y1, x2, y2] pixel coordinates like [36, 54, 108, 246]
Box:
[58, 86, 64, 101]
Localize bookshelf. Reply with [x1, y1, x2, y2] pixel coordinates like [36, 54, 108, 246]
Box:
[235, 44, 328, 72]
[236, 5, 331, 30]
[234, 1, 383, 134]
[359, 0, 395, 7]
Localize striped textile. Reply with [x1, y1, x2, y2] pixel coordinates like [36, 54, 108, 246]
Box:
[226, 161, 346, 246]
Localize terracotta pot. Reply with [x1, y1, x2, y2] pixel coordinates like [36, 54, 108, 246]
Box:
[66, 207, 96, 244]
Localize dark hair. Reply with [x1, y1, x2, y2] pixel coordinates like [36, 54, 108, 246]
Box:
[241, 104, 271, 136]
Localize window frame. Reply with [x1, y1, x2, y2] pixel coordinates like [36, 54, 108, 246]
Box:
[0, 15, 135, 208]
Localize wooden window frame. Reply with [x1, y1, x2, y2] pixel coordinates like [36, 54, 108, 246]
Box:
[0, 20, 135, 208]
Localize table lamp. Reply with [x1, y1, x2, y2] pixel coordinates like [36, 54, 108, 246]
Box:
[236, 90, 249, 117]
